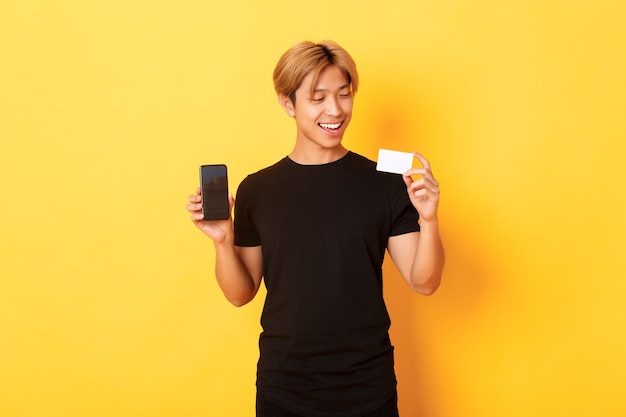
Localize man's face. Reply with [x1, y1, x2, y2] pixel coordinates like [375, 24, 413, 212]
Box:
[284, 65, 354, 152]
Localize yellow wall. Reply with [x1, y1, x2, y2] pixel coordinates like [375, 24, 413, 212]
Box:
[1, 1, 625, 416]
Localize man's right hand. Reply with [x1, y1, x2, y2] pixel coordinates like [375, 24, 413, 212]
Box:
[187, 187, 235, 244]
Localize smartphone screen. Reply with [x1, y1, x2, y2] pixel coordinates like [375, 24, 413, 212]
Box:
[199, 164, 229, 220]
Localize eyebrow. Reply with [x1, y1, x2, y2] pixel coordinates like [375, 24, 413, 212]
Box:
[314, 84, 350, 93]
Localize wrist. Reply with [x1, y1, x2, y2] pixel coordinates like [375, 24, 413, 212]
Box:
[419, 217, 439, 230]
[212, 230, 235, 247]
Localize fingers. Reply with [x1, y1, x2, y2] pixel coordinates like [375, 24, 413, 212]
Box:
[401, 172, 413, 188]
[401, 152, 440, 201]
[187, 191, 235, 217]
[187, 189, 203, 215]
[412, 152, 431, 171]
[190, 211, 205, 222]
[407, 176, 440, 196]
[402, 152, 438, 185]
[403, 168, 438, 185]
[186, 201, 202, 215]
[187, 194, 201, 212]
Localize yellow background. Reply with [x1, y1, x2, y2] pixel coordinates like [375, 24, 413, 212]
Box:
[1, 1, 625, 416]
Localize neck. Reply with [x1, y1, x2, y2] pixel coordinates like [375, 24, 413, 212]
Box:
[288, 145, 348, 165]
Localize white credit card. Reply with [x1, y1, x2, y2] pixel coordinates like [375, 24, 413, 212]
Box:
[376, 149, 413, 174]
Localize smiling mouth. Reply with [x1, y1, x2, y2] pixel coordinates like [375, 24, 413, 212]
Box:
[318, 122, 342, 130]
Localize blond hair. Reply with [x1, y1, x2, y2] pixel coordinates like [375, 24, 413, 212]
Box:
[273, 40, 359, 104]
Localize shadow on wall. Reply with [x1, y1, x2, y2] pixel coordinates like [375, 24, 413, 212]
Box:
[384, 222, 491, 416]
[369, 81, 494, 416]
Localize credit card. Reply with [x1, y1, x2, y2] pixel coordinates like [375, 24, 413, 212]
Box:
[376, 149, 413, 174]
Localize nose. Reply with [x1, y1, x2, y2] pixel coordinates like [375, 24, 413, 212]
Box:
[325, 97, 343, 117]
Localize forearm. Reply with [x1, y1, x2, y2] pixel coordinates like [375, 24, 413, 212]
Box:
[213, 237, 259, 307]
[409, 219, 445, 295]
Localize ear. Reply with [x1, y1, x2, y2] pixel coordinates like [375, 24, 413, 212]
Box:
[278, 94, 295, 117]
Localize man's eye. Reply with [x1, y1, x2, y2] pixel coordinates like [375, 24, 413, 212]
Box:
[312, 97, 324, 102]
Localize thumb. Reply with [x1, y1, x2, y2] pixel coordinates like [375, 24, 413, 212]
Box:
[401, 172, 413, 188]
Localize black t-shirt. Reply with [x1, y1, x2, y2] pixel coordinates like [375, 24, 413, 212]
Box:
[234, 151, 420, 417]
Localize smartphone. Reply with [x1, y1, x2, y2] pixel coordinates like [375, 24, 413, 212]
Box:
[199, 164, 229, 220]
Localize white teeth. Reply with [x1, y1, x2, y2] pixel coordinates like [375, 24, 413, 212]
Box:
[319, 122, 341, 129]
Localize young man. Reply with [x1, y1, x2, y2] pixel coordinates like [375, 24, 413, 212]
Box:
[187, 40, 444, 417]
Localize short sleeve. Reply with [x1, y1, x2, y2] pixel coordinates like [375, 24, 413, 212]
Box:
[234, 176, 261, 247]
[388, 175, 420, 236]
